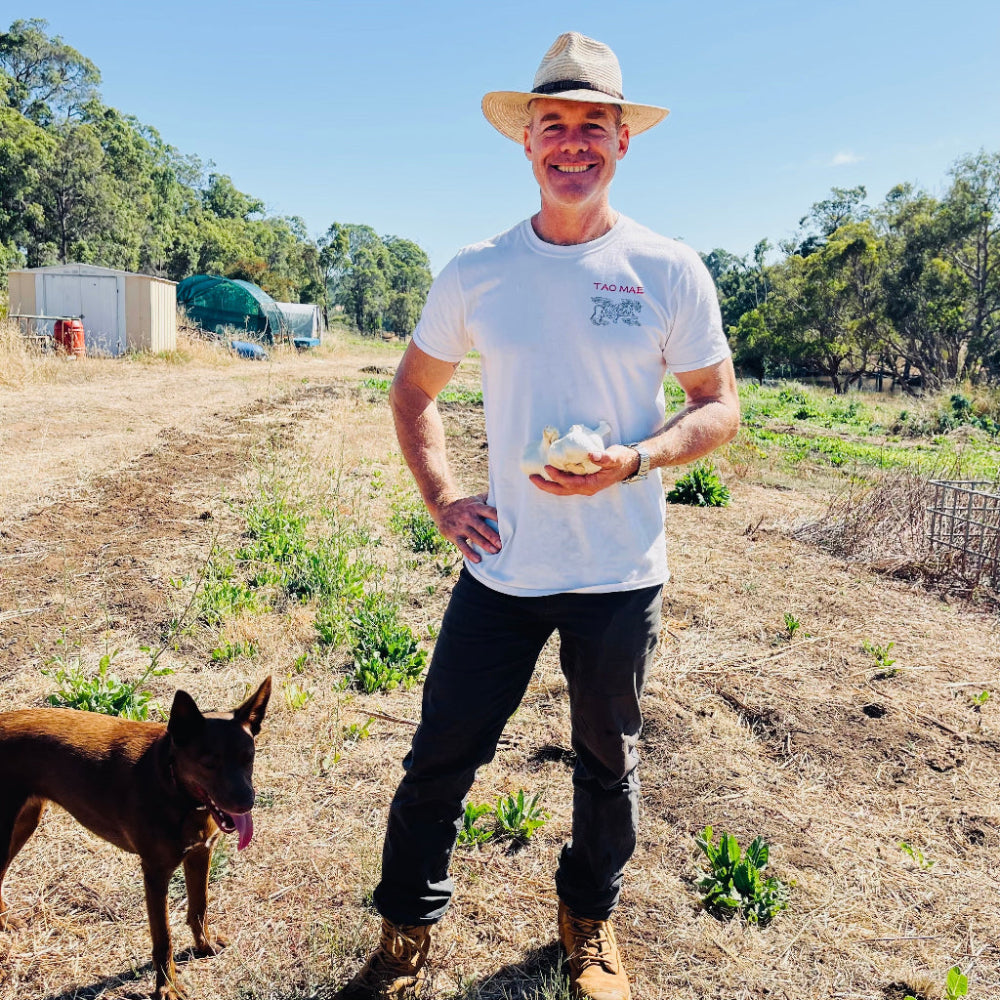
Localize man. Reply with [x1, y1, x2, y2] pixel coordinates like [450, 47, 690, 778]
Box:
[339, 31, 740, 1000]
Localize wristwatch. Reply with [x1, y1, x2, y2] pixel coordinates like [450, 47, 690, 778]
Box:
[623, 443, 651, 483]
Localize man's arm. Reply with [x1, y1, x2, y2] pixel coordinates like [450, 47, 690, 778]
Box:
[532, 356, 741, 496]
[389, 342, 501, 562]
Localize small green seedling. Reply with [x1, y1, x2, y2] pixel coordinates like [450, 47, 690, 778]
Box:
[457, 802, 496, 847]
[494, 790, 549, 843]
[783, 613, 801, 640]
[283, 680, 314, 711]
[342, 717, 373, 743]
[863, 639, 897, 674]
[906, 965, 967, 1000]
[695, 826, 790, 926]
[970, 690, 990, 710]
[899, 841, 935, 870]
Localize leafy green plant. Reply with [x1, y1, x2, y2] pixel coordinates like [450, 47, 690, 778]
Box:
[900, 841, 935, 870]
[667, 462, 731, 507]
[783, 612, 801, 640]
[390, 497, 447, 554]
[457, 802, 496, 847]
[343, 717, 373, 742]
[283, 680, 314, 711]
[970, 690, 990, 709]
[494, 790, 549, 843]
[342, 593, 427, 693]
[864, 639, 897, 674]
[210, 639, 257, 662]
[905, 965, 968, 1000]
[695, 826, 790, 926]
[44, 642, 176, 721]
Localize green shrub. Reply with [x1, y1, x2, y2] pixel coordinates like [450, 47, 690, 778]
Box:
[695, 826, 790, 925]
[667, 463, 731, 507]
[341, 593, 427, 693]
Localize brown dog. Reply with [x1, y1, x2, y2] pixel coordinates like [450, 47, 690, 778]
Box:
[0, 676, 271, 1000]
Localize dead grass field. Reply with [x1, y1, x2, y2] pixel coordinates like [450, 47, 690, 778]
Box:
[0, 333, 998, 1000]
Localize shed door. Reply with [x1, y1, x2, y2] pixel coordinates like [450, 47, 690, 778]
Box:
[40, 273, 124, 355]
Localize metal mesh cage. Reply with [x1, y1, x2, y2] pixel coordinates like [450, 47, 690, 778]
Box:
[927, 480, 1000, 588]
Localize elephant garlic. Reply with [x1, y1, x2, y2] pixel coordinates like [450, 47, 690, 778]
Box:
[522, 421, 612, 478]
[520, 426, 560, 481]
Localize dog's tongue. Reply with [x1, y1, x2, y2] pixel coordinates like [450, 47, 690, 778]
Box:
[233, 811, 253, 851]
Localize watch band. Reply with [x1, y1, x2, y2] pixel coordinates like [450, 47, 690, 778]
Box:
[623, 443, 650, 483]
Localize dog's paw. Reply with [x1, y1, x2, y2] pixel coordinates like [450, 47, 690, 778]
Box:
[192, 932, 229, 956]
[154, 984, 187, 1000]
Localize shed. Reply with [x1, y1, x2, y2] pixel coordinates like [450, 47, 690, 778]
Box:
[8, 263, 176, 356]
[275, 302, 325, 340]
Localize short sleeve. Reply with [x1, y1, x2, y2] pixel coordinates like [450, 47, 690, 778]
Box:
[411, 254, 471, 363]
[663, 249, 731, 374]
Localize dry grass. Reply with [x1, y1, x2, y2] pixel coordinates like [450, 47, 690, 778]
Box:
[1, 349, 998, 1000]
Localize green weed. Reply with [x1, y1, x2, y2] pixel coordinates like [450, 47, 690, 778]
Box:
[390, 497, 447, 554]
[899, 841, 935, 870]
[210, 639, 257, 662]
[905, 965, 968, 1000]
[864, 639, 897, 674]
[457, 802, 496, 847]
[783, 612, 802, 640]
[283, 680, 314, 711]
[695, 826, 790, 926]
[343, 717, 374, 742]
[970, 690, 990, 709]
[494, 790, 549, 843]
[341, 593, 427, 693]
[667, 462, 731, 507]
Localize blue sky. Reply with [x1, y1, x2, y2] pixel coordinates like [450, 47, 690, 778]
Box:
[17, 0, 1000, 273]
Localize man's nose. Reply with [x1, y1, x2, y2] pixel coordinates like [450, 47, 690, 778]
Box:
[559, 126, 590, 152]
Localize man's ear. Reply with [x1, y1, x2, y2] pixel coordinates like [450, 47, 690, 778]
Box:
[234, 676, 272, 736]
[524, 125, 533, 159]
[168, 689, 205, 748]
[617, 123, 630, 161]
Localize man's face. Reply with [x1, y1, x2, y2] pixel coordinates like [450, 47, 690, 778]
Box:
[523, 98, 630, 211]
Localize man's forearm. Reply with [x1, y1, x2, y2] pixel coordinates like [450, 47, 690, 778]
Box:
[389, 381, 460, 512]
[642, 396, 740, 471]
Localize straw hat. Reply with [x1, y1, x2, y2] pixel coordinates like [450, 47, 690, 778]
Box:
[482, 32, 669, 143]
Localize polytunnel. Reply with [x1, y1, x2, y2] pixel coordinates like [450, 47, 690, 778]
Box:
[176, 275, 285, 343]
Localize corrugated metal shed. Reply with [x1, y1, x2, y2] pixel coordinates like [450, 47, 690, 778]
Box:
[8, 263, 176, 356]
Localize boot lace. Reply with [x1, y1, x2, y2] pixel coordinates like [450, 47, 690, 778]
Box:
[565, 912, 617, 970]
[357, 922, 428, 985]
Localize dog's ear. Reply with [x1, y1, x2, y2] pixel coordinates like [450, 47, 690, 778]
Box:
[168, 689, 205, 747]
[234, 676, 271, 736]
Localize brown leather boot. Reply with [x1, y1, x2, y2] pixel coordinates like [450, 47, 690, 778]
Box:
[558, 901, 631, 1000]
[336, 919, 432, 998]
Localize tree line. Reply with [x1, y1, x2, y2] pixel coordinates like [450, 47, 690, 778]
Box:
[706, 154, 1000, 391]
[0, 19, 431, 334]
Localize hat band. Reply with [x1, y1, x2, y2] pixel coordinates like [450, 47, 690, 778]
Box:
[531, 78, 625, 101]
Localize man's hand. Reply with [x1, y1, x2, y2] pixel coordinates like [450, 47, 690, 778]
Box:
[432, 493, 501, 563]
[529, 445, 639, 497]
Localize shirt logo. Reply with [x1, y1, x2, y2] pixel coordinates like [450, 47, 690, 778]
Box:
[590, 297, 642, 327]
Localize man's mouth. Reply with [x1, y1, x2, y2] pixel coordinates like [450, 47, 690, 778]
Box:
[552, 164, 595, 173]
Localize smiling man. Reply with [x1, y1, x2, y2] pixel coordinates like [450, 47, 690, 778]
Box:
[336, 32, 740, 1000]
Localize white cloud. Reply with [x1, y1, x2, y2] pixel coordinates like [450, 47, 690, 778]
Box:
[831, 151, 863, 166]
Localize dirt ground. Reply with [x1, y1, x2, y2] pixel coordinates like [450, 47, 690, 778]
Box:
[0, 338, 998, 1000]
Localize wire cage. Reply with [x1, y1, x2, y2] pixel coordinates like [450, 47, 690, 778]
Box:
[927, 480, 1000, 588]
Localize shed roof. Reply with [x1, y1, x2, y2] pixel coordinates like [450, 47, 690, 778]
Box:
[13, 263, 176, 284]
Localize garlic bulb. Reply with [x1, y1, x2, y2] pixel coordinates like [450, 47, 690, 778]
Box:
[520, 426, 560, 480]
[521, 421, 612, 478]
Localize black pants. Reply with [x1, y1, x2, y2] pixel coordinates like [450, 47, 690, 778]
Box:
[372, 568, 663, 925]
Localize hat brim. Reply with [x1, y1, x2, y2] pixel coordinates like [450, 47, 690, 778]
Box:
[482, 89, 669, 143]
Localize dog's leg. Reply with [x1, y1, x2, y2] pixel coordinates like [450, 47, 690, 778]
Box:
[142, 861, 185, 1000]
[183, 843, 228, 955]
[0, 795, 47, 931]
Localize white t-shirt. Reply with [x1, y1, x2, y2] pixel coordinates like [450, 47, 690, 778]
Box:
[412, 214, 730, 597]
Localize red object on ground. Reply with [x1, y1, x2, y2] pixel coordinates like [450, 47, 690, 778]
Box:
[53, 319, 86, 357]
